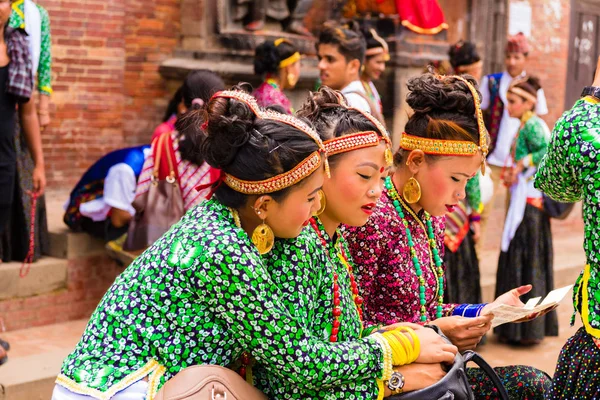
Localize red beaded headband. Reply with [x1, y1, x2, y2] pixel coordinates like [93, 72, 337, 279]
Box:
[209, 90, 329, 194]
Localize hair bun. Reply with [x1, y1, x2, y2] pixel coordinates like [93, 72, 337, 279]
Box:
[406, 73, 479, 117]
[254, 41, 280, 75]
[201, 83, 258, 169]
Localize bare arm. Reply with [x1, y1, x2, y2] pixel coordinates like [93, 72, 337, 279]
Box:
[18, 99, 46, 194]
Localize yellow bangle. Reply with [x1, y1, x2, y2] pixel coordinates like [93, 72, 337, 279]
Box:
[391, 330, 414, 364]
[386, 331, 409, 366]
[398, 327, 420, 363]
[376, 378, 386, 400]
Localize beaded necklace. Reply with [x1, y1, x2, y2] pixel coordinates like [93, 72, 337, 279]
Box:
[309, 218, 363, 342]
[384, 177, 444, 321]
[266, 78, 282, 91]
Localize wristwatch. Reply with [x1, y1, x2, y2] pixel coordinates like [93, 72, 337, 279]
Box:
[581, 86, 600, 100]
[387, 371, 405, 394]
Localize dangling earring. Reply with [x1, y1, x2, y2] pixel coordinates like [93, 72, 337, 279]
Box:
[313, 190, 326, 216]
[286, 73, 297, 88]
[251, 211, 274, 254]
[402, 176, 422, 204]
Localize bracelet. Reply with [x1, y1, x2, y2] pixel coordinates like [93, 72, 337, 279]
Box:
[452, 303, 487, 317]
[469, 215, 481, 222]
[385, 331, 410, 366]
[398, 327, 420, 362]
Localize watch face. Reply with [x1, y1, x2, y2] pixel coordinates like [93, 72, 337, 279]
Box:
[388, 372, 405, 390]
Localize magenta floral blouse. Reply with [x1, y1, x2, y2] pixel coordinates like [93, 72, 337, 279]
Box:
[344, 188, 457, 326]
[252, 81, 293, 114]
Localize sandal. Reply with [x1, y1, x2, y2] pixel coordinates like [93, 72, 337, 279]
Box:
[0, 337, 10, 351]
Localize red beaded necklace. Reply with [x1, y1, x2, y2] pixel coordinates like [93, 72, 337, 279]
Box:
[309, 218, 363, 342]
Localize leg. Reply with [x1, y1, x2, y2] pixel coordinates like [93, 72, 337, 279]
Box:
[287, 0, 313, 35]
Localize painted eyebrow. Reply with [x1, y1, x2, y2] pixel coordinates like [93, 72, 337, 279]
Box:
[308, 186, 323, 196]
[357, 162, 379, 170]
[453, 172, 474, 178]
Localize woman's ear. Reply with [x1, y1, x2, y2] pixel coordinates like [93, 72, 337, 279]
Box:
[252, 195, 275, 220]
[405, 149, 425, 174]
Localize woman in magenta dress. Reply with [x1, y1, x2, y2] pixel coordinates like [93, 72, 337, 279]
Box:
[252, 39, 301, 114]
[345, 73, 552, 398]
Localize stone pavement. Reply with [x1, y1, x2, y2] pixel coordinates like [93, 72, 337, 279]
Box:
[0, 187, 588, 398]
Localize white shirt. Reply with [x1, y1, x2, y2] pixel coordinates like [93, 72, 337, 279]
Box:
[480, 71, 548, 167]
[341, 80, 371, 113]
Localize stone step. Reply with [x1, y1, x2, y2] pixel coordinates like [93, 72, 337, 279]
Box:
[47, 229, 106, 260]
[0, 258, 68, 301]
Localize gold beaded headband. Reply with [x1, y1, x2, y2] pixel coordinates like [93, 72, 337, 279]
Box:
[508, 86, 537, 105]
[209, 90, 329, 194]
[399, 75, 489, 175]
[274, 38, 301, 68]
[365, 29, 390, 61]
[347, 106, 394, 166]
[324, 131, 382, 156]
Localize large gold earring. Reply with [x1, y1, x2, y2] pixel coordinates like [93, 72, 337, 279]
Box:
[251, 216, 274, 254]
[402, 177, 421, 204]
[286, 73, 297, 87]
[313, 190, 326, 216]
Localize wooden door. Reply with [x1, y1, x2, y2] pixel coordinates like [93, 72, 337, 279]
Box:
[566, 0, 600, 107]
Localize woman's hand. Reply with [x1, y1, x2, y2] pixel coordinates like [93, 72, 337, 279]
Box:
[483, 285, 532, 315]
[383, 363, 447, 396]
[413, 326, 458, 364]
[431, 315, 492, 352]
[32, 165, 46, 195]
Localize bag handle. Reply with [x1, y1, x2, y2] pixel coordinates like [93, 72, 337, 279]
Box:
[152, 133, 166, 182]
[462, 351, 509, 400]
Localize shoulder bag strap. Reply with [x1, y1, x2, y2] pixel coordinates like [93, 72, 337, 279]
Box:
[462, 351, 509, 400]
[162, 132, 177, 183]
[152, 133, 166, 181]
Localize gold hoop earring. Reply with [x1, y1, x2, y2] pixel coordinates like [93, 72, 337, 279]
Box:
[251, 218, 274, 255]
[402, 176, 421, 204]
[286, 73, 297, 87]
[313, 190, 326, 216]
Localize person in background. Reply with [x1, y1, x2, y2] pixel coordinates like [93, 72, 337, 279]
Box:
[495, 76, 557, 345]
[153, 70, 224, 140]
[449, 40, 483, 82]
[0, 0, 46, 365]
[252, 38, 301, 114]
[479, 32, 548, 248]
[317, 21, 385, 122]
[1, 0, 53, 265]
[360, 27, 388, 118]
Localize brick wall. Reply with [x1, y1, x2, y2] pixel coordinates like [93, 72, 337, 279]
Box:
[509, 0, 571, 126]
[38, 0, 180, 189]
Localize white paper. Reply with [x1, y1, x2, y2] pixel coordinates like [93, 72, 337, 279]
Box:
[523, 297, 541, 310]
[484, 285, 573, 328]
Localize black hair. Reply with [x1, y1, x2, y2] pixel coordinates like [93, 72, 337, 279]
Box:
[361, 27, 387, 60]
[510, 75, 541, 98]
[163, 87, 183, 122]
[175, 70, 226, 165]
[448, 41, 481, 69]
[254, 39, 299, 76]
[201, 83, 320, 208]
[395, 73, 488, 165]
[297, 86, 386, 168]
[317, 21, 366, 65]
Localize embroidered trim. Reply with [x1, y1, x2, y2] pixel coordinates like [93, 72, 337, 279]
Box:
[580, 264, 600, 338]
[147, 363, 167, 399]
[400, 133, 479, 156]
[324, 131, 381, 155]
[56, 359, 163, 400]
[401, 20, 448, 35]
[224, 151, 322, 194]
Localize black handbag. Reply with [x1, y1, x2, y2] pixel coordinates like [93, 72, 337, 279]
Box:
[542, 194, 575, 220]
[389, 326, 509, 400]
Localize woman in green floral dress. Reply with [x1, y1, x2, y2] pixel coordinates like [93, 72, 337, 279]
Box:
[253, 87, 458, 399]
[495, 76, 558, 345]
[52, 85, 423, 400]
[535, 58, 600, 399]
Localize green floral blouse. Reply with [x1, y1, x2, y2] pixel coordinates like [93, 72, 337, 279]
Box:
[535, 97, 600, 339]
[255, 217, 379, 398]
[9, 0, 52, 95]
[56, 199, 385, 399]
[513, 115, 550, 165]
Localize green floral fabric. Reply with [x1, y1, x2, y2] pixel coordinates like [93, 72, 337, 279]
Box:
[535, 98, 600, 337]
[57, 199, 384, 397]
[9, 0, 52, 95]
[465, 175, 482, 213]
[514, 115, 550, 165]
[255, 217, 379, 398]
